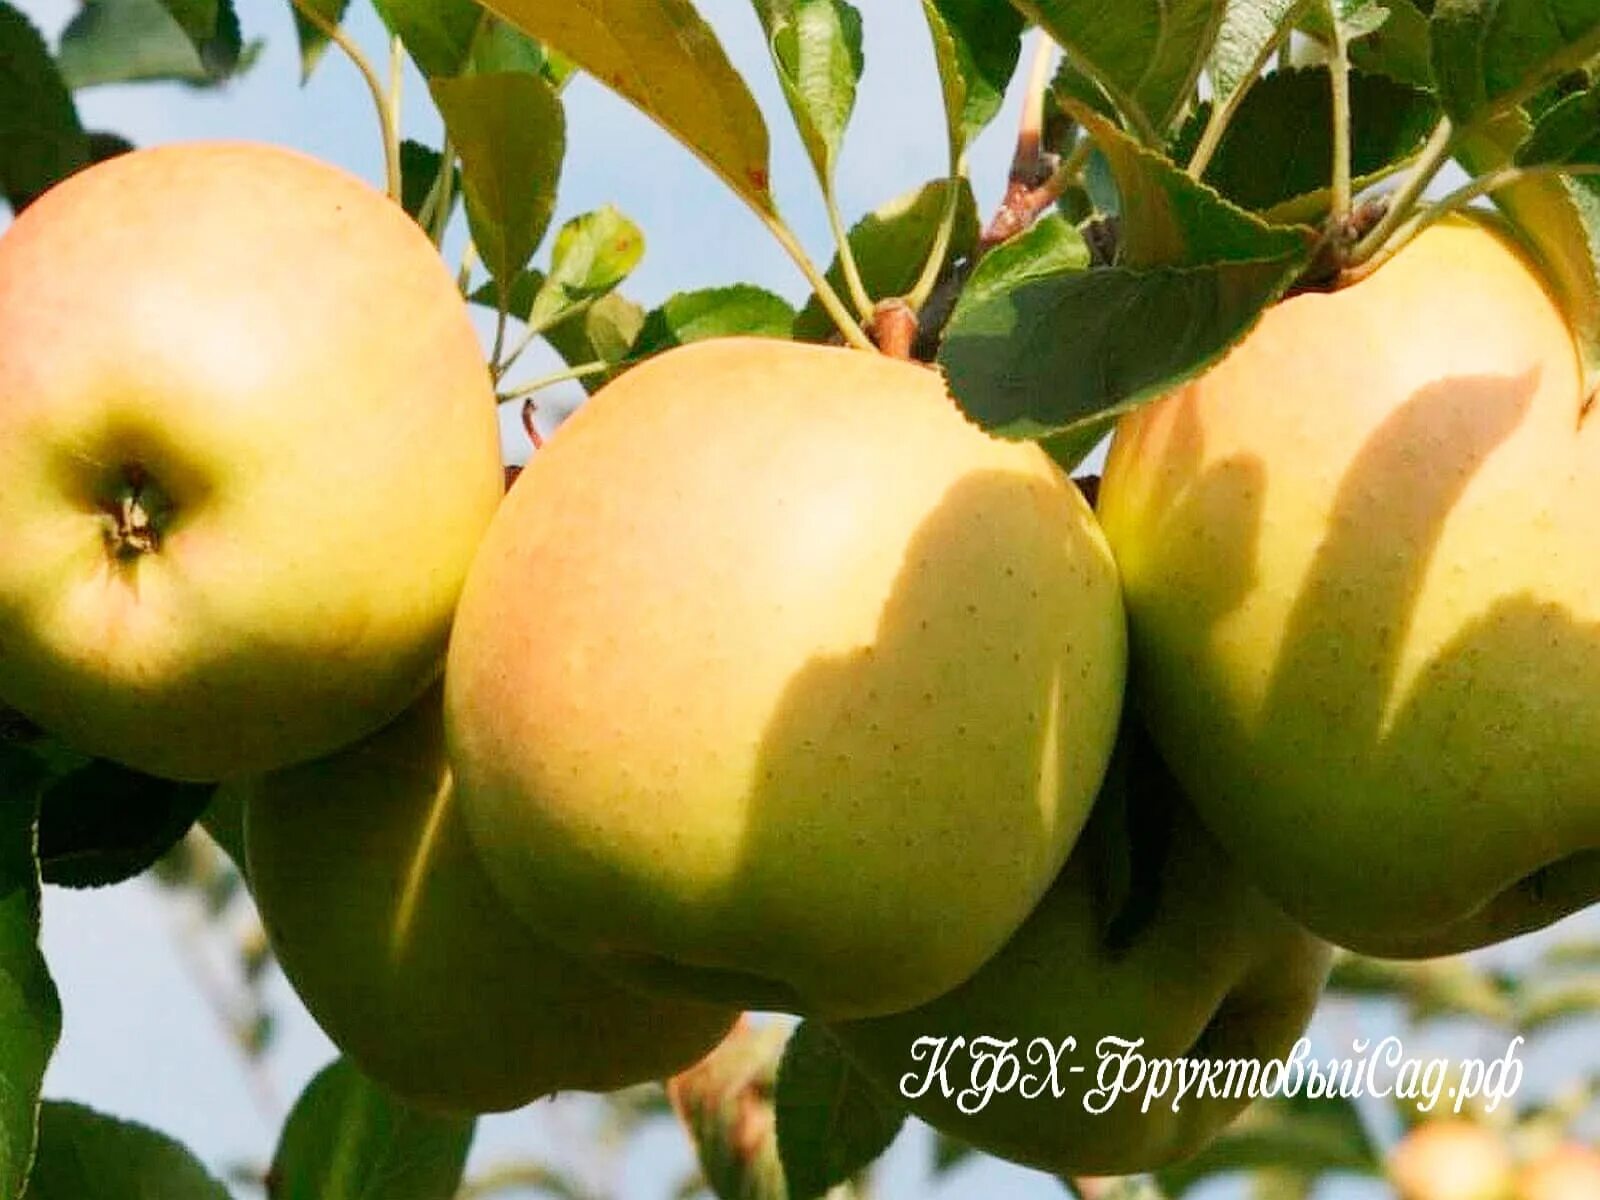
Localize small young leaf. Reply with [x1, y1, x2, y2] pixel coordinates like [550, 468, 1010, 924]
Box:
[526, 206, 645, 332]
[921, 0, 1026, 159]
[774, 1021, 906, 1200]
[481, 0, 776, 212]
[1300, 0, 1434, 87]
[372, 0, 483, 77]
[1171, 66, 1440, 220]
[668, 1019, 789, 1200]
[1460, 113, 1600, 385]
[542, 291, 647, 390]
[1431, 0, 1600, 129]
[431, 70, 565, 293]
[1517, 83, 1600, 166]
[0, 1, 87, 212]
[0, 758, 58, 1198]
[291, 0, 349, 81]
[1208, 0, 1305, 108]
[35, 760, 214, 890]
[632, 286, 797, 357]
[58, 0, 255, 89]
[23, 1104, 229, 1199]
[752, 0, 863, 187]
[398, 139, 458, 225]
[270, 1059, 475, 1200]
[794, 178, 978, 339]
[957, 213, 1093, 312]
[1012, 0, 1228, 141]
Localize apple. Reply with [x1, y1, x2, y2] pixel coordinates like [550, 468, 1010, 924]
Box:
[243, 685, 736, 1115]
[0, 142, 503, 781]
[445, 337, 1127, 1020]
[1097, 216, 1600, 955]
[1516, 1144, 1600, 1200]
[828, 711, 1331, 1177]
[1388, 1120, 1514, 1200]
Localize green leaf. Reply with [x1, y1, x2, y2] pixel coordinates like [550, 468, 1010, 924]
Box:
[198, 784, 249, 881]
[1209, 0, 1306, 107]
[1171, 66, 1440, 220]
[469, 270, 545, 320]
[774, 1022, 905, 1200]
[23, 1104, 228, 1199]
[466, 14, 550, 76]
[752, 0, 863, 187]
[1518, 82, 1600, 165]
[0, 757, 58, 1197]
[794, 178, 979, 339]
[633, 286, 798, 357]
[940, 107, 1313, 444]
[956, 213, 1094, 310]
[922, 0, 1027, 159]
[431, 70, 565, 294]
[399, 139, 458, 225]
[36, 761, 213, 890]
[1431, 0, 1600, 128]
[1155, 1094, 1381, 1195]
[542, 292, 646, 390]
[1330, 0, 1392, 39]
[1460, 112, 1600, 386]
[1011, 0, 1229, 140]
[57, 0, 255, 88]
[270, 1059, 475, 1200]
[290, 0, 349, 81]
[373, 0, 483, 77]
[479, 0, 775, 212]
[0, 2, 87, 212]
[1300, 0, 1435, 87]
[527, 206, 645, 332]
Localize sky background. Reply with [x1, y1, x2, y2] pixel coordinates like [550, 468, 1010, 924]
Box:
[9, 0, 1597, 1196]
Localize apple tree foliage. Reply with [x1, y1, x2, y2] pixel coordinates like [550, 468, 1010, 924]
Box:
[3, 0, 1600, 1196]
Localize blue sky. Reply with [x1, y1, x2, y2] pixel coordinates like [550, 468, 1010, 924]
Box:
[12, 0, 1594, 1196]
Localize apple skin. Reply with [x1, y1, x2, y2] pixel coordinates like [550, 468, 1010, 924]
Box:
[445, 337, 1127, 1020]
[828, 712, 1331, 1178]
[243, 686, 736, 1115]
[1516, 1144, 1600, 1200]
[0, 142, 503, 781]
[1388, 1120, 1514, 1200]
[1097, 217, 1600, 956]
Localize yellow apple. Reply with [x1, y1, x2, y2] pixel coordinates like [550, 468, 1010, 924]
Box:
[445, 337, 1126, 1019]
[243, 686, 736, 1115]
[1389, 1120, 1514, 1200]
[0, 142, 503, 781]
[829, 712, 1331, 1176]
[1097, 217, 1600, 955]
[1516, 1143, 1600, 1200]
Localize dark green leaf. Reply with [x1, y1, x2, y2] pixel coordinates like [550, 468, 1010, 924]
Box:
[398, 140, 453, 226]
[794, 178, 978, 339]
[58, 0, 254, 88]
[775, 1021, 905, 1200]
[1156, 1094, 1381, 1195]
[469, 270, 545, 320]
[1459, 112, 1600, 384]
[466, 14, 547, 75]
[0, 757, 57, 1197]
[36, 760, 213, 890]
[480, 0, 776, 212]
[527, 206, 645, 331]
[198, 784, 248, 880]
[431, 70, 565, 293]
[1012, 0, 1228, 140]
[0, 2, 87, 212]
[270, 1060, 474, 1200]
[23, 1104, 228, 1199]
[1518, 82, 1600, 165]
[1301, 0, 1434, 87]
[752, 0, 863, 186]
[1171, 67, 1439, 220]
[633, 286, 797, 357]
[1209, 0, 1306, 106]
[1431, 0, 1600, 128]
[373, 0, 483, 77]
[291, 0, 349, 81]
[922, 0, 1027, 158]
[542, 291, 646, 389]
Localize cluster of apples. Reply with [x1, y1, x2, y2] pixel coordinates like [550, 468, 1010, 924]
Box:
[1, 141, 1593, 1179]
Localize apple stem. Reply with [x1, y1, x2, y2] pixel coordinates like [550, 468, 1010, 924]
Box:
[1343, 116, 1456, 269]
[1327, 11, 1355, 231]
[869, 299, 917, 360]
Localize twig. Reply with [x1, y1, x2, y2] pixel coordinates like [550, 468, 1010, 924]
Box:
[286, 0, 401, 201]
[1345, 116, 1456, 266]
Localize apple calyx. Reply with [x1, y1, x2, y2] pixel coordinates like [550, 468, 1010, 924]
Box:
[99, 464, 169, 561]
